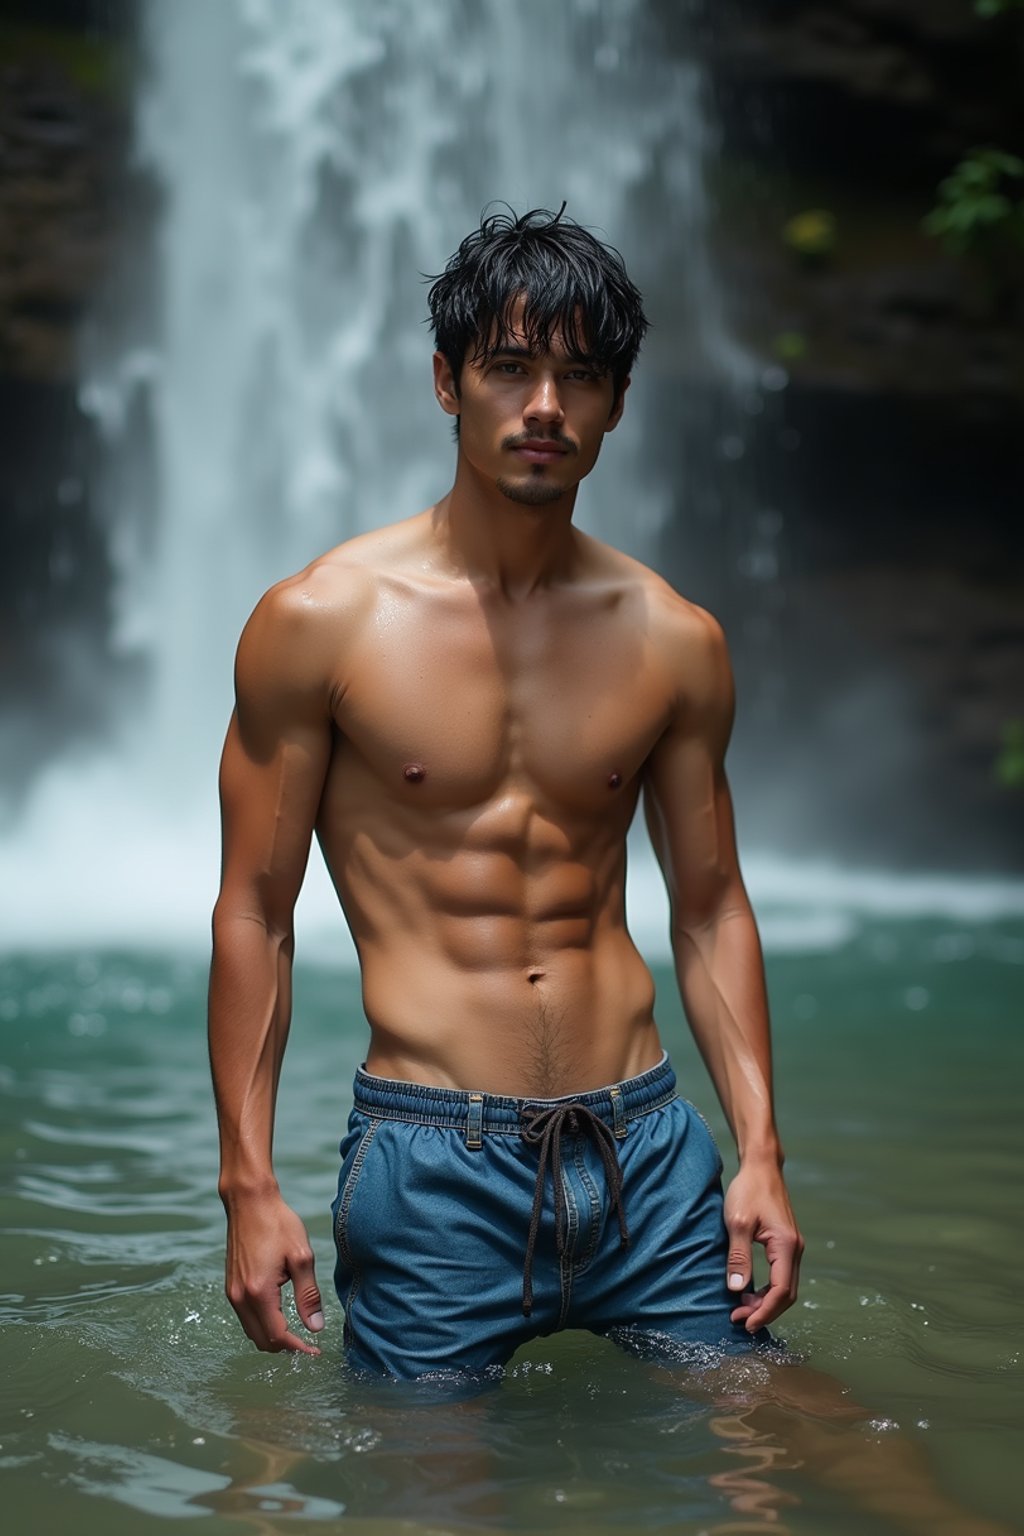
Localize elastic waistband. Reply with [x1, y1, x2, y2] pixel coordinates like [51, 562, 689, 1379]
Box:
[352, 1053, 677, 1142]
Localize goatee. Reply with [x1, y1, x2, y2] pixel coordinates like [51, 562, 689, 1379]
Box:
[495, 475, 567, 507]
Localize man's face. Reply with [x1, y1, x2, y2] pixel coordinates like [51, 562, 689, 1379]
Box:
[433, 298, 628, 507]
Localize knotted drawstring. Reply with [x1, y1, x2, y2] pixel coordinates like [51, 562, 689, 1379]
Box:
[519, 1101, 630, 1316]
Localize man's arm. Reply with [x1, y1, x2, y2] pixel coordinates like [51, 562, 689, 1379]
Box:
[643, 603, 803, 1333]
[209, 579, 336, 1355]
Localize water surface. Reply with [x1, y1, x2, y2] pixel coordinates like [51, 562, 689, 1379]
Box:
[2, 919, 1022, 1532]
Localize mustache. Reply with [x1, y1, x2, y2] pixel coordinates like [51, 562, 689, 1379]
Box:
[501, 431, 577, 454]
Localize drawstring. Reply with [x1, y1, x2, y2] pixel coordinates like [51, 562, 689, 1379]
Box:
[519, 1101, 630, 1316]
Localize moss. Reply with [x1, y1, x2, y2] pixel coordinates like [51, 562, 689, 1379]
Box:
[995, 722, 1024, 789]
[0, 22, 133, 101]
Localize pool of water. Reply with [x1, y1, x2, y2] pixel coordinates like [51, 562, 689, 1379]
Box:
[2, 917, 1022, 1533]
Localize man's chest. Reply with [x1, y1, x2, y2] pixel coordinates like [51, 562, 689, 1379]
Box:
[331, 597, 673, 811]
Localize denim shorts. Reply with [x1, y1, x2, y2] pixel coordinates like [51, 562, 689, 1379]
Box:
[331, 1053, 769, 1379]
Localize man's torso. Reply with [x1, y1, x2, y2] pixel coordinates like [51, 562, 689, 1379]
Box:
[292, 513, 703, 1097]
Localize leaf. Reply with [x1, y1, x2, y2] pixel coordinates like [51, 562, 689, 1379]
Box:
[995, 721, 1024, 790]
[977, 193, 1013, 221]
[772, 331, 808, 361]
[989, 151, 1024, 178]
[957, 162, 993, 190]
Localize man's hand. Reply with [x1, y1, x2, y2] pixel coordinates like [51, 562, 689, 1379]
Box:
[223, 1191, 325, 1355]
[723, 1163, 803, 1333]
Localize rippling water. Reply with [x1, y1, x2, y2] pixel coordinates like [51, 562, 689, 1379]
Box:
[2, 920, 1022, 1533]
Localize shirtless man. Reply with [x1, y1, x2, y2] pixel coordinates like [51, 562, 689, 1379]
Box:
[209, 206, 803, 1380]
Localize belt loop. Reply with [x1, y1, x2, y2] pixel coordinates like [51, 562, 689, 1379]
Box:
[609, 1085, 627, 1139]
[466, 1092, 484, 1149]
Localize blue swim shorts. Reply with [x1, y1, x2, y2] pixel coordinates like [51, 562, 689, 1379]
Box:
[331, 1053, 769, 1379]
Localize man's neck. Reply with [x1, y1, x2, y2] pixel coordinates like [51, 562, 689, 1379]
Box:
[433, 470, 580, 600]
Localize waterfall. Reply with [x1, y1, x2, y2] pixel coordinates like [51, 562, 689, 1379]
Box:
[6, 0, 734, 947]
[10, 2, 1017, 951]
[122, 0, 738, 793]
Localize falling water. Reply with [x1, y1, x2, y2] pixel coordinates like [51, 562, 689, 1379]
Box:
[6, 0, 1021, 948]
[120, 0, 745, 790]
[8, 0, 748, 947]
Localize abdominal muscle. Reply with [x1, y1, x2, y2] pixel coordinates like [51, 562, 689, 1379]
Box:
[325, 824, 663, 1098]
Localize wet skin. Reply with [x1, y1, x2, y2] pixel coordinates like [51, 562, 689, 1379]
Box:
[209, 304, 802, 1358]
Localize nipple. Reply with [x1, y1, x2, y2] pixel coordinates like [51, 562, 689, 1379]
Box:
[403, 762, 426, 784]
[607, 771, 622, 790]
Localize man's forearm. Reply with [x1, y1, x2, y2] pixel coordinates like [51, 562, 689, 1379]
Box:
[208, 907, 295, 1200]
[671, 896, 782, 1165]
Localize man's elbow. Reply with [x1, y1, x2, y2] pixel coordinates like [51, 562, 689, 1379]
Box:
[211, 892, 295, 950]
[670, 876, 752, 939]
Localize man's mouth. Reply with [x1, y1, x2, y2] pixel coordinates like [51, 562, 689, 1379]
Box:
[508, 438, 572, 464]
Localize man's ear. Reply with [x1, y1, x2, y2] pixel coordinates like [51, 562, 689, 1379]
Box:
[433, 351, 460, 418]
[605, 375, 630, 433]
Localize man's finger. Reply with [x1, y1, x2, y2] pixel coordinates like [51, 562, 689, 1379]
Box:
[744, 1286, 789, 1331]
[237, 1313, 269, 1352]
[260, 1294, 322, 1355]
[743, 1246, 800, 1331]
[233, 1292, 273, 1353]
[239, 1285, 321, 1356]
[289, 1248, 325, 1335]
[274, 1329, 322, 1355]
[227, 1275, 273, 1352]
[725, 1230, 753, 1294]
[729, 1283, 768, 1326]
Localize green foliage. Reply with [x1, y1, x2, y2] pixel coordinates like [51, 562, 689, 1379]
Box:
[974, 0, 1024, 16]
[923, 147, 1024, 257]
[772, 331, 808, 362]
[782, 209, 838, 261]
[995, 722, 1024, 790]
[0, 23, 130, 99]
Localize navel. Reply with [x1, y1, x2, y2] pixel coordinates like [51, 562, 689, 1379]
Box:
[607, 770, 623, 790]
[403, 762, 426, 784]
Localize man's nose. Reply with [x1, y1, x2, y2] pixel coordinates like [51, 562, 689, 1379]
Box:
[524, 375, 564, 425]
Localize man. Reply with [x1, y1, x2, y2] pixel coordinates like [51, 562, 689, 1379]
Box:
[209, 205, 803, 1380]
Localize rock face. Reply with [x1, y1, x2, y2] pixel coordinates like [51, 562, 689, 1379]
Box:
[652, 381, 1024, 868]
[1, 64, 111, 380]
[688, 0, 1024, 401]
[0, 1, 1021, 867]
[694, 0, 1023, 173]
[0, 0, 137, 382]
[0, 13, 140, 796]
[650, 0, 1024, 869]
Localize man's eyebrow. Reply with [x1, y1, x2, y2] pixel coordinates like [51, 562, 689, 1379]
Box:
[488, 342, 602, 366]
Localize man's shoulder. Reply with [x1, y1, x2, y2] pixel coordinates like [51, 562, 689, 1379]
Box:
[250, 513, 431, 635]
[235, 514, 439, 710]
[582, 536, 727, 656]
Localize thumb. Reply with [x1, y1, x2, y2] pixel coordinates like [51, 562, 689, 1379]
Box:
[291, 1250, 325, 1333]
[726, 1234, 752, 1293]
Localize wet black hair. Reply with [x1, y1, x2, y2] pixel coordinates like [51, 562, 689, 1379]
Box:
[427, 204, 648, 401]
